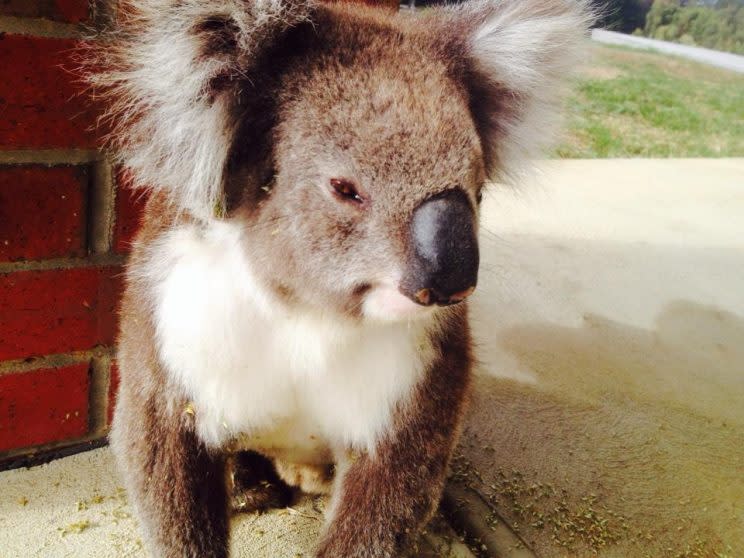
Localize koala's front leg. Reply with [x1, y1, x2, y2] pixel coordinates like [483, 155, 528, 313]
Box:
[110, 385, 229, 558]
[316, 325, 472, 558]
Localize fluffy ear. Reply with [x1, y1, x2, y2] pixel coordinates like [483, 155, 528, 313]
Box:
[87, 0, 313, 219]
[439, 0, 594, 182]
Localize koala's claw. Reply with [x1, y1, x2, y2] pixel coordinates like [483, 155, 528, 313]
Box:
[230, 480, 293, 514]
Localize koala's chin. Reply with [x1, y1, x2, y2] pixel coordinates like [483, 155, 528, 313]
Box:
[362, 284, 436, 322]
[88, 0, 592, 556]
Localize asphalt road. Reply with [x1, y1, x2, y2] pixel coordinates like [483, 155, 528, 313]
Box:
[592, 28, 744, 73]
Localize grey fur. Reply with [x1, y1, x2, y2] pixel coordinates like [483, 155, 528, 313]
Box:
[94, 1, 592, 556]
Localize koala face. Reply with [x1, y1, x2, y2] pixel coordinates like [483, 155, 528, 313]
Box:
[94, 0, 590, 322]
[234, 20, 485, 322]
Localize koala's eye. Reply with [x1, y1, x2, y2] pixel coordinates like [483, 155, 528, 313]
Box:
[330, 178, 365, 205]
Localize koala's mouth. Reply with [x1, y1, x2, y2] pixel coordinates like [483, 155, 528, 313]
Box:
[359, 283, 436, 323]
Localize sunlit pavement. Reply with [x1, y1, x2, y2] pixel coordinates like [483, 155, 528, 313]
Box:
[461, 158, 744, 557]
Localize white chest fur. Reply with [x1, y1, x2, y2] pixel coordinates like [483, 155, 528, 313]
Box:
[150, 222, 435, 460]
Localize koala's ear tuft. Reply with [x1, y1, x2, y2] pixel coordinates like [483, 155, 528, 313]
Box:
[437, 0, 594, 183]
[86, 0, 314, 219]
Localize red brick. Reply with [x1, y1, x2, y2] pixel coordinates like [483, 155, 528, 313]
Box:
[0, 0, 90, 22]
[0, 35, 100, 149]
[54, 0, 90, 22]
[0, 165, 88, 262]
[107, 361, 119, 425]
[113, 175, 148, 254]
[0, 363, 89, 452]
[0, 266, 123, 360]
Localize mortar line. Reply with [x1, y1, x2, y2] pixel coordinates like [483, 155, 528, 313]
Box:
[0, 253, 126, 274]
[89, 157, 116, 254]
[0, 149, 102, 165]
[0, 347, 116, 376]
[0, 15, 82, 39]
[88, 354, 113, 436]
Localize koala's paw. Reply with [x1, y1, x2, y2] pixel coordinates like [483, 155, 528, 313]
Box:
[274, 460, 335, 495]
[228, 451, 293, 513]
[231, 479, 293, 514]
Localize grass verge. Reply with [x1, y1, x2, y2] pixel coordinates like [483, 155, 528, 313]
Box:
[556, 44, 744, 158]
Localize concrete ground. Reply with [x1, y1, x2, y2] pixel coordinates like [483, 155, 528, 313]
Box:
[0, 447, 473, 557]
[2, 159, 742, 557]
[462, 158, 744, 557]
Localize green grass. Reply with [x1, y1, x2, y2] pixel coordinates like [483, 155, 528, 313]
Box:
[555, 44, 744, 158]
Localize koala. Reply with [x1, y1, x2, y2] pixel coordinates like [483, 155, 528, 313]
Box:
[89, 0, 591, 556]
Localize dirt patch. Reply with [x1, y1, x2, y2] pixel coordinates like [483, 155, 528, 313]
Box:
[579, 64, 624, 81]
[591, 44, 742, 85]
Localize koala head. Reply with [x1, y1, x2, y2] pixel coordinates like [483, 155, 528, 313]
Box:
[93, 0, 591, 322]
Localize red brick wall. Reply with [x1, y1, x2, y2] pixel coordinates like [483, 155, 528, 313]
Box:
[0, 0, 398, 470]
[0, 1, 145, 469]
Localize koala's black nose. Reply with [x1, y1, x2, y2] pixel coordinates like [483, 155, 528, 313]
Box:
[400, 189, 479, 307]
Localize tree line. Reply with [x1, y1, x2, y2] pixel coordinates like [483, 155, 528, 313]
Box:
[596, 0, 744, 54]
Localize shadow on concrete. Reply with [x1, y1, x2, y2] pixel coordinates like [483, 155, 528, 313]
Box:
[457, 301, 744, 557]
